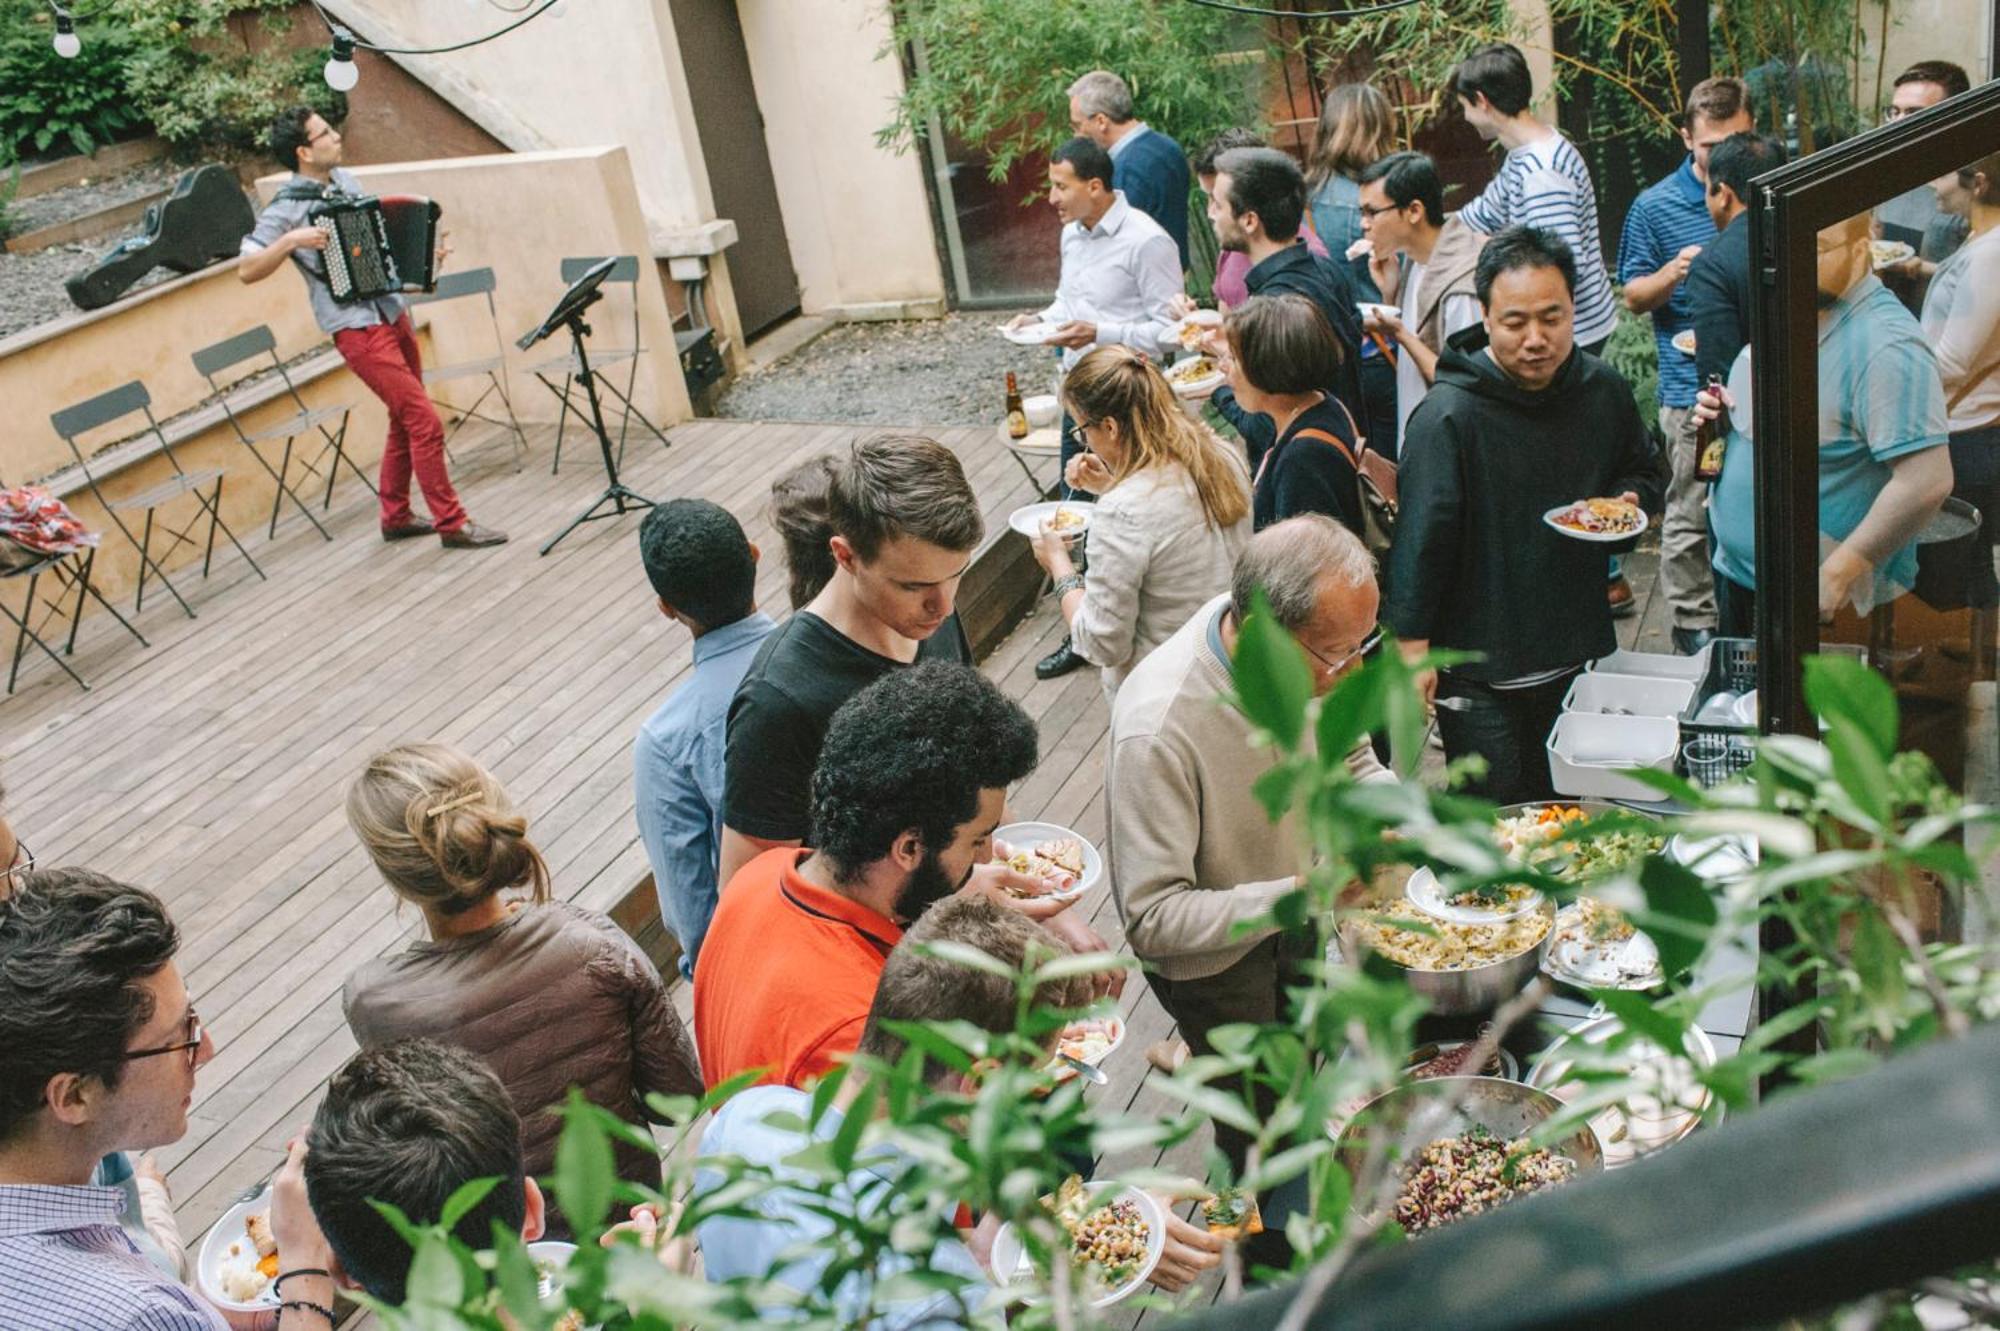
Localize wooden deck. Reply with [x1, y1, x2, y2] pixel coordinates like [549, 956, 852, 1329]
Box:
[0, 405, 1676, 1326]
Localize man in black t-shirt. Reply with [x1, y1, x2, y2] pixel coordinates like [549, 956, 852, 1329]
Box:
[717, 437, 1038, 903]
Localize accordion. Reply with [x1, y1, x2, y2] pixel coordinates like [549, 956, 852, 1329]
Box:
[308, 192, 442, 303]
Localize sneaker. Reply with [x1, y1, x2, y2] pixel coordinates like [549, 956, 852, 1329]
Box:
[1035, 635, 1086, 680]
[1608, 575, 1638, 619]
[1671, 626, 1716, 656]
[441, 522, 509, 549]
[380, 518, 436, 541]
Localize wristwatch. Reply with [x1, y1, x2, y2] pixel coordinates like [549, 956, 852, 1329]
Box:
[1053, 573, 1086, 598]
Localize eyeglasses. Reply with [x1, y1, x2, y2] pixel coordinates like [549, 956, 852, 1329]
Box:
[1300, 627, 1383, 677]
[1, 839, 32, 887]
[307, 125, 340, 144]
[123, 1007, 204, 1068]
[1357, 201, 1404, 219]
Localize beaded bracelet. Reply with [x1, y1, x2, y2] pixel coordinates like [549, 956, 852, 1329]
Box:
[278, 1299, 334, 1326]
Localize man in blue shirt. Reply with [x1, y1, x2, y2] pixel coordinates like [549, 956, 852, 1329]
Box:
[1618, 78, 1753, 656]
[1068, 69, 1192, 272]
[634, 499, 774, 980]
[1699, 214, 1951, 634]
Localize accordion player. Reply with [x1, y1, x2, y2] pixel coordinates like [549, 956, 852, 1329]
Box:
[308, 191, 443, 304]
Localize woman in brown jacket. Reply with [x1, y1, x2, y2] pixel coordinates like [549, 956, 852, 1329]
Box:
[340, 742, 700, 1236]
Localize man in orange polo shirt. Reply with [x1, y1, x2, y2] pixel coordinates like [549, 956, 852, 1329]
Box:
[694, 662, 1040, 1090]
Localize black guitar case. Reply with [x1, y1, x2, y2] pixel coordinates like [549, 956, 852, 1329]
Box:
[64, 164, 256, 311]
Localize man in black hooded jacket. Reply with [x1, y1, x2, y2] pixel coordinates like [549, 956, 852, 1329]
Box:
[1386, 226, 1664, 803]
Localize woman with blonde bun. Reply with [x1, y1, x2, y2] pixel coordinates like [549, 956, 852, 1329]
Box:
[340, 742, 700, 1236]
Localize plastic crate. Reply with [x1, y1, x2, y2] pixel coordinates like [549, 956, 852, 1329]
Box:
[1563, 671, 1697, 720]
[1586, 647, 1710, 682]
[1681, 733, 1757, 787]
[1547, 713, 1680, 802]
[1678, 637, 1868, 738]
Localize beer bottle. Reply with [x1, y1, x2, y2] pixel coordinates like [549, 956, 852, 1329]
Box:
[1005, 371, 1029, 439]
[1694, 372, 1729, 483]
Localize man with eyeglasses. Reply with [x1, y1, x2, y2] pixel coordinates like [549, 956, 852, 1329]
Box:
[1876, 60, 1974, 301]
[0, 869, 340, 1330]
[239, 107, 507, 549]
[1106, 515, 1391, 1259]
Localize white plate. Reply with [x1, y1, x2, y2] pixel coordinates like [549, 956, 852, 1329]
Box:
[1049, 1014, 1126, 1083]
[990, 1184, 1166, 1307]
[197, 1187, 280, 1313]
[1405, 865, 1545, 925]
[992, 821, 1102, 901]
[1527, 1014, 1717, 1167]
[1870, 240, 1915, 270]
[1172, 310, 1223, 349]
[1001, 322, 1059, 345]
[1006, 502, 1093, 543]
[1541, 898, 1664, 991]
[1543, 503, 1647, 543]
[1169, 369, 1226, 399]
[1668, 832, 1758, 881]
[1356, 301, 1399, 323]
[1672, 329, 1697, 357]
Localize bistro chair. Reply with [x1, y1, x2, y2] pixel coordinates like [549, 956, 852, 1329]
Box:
[404, 266, 529, 463]
[529, 255, 670, 474]
[191, 325, 371, 542]
[0, 500, 148, 694]
[50, 380, 266, 620]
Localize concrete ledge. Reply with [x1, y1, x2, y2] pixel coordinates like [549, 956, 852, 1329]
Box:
[828, 298, 950, 323]
[6, 190, 168, 255]
[656, 218, 738, 258]
[16, 138, 167, 200]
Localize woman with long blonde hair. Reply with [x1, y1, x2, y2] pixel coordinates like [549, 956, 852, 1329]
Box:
[341, 742, 700, 1236]
[1305, 82, 1398, 256]
[1028, 346, 1251, 697]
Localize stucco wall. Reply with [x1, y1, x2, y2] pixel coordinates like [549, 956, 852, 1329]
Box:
[0, 148, 683, 610]
[1858, 0, 1993, 109]
[736, 0, 947, 316]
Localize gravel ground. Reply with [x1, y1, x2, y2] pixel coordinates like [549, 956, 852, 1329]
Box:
[0, 222, 172, 341]
[8, 159, 184, 237]
[714, 306, 1071, 427]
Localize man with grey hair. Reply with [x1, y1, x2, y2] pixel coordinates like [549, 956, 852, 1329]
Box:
[1069, 69, 1192, 270]
[1105, 515, 1387, 1234]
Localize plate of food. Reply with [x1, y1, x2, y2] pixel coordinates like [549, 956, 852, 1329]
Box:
[990, 1178, 1165, 1307]
[1870, 239, 1915, 270]
[1007, 502, 1093, 542]
[1049, 1014, 1125, 1082]
[1356, 301, 1400, 325]
[1173, 308, 1223, 350]
[1527, 1013, 1717, 1167]
[524, 1241, 592, 1331]
[1496, 802, 1664, 883]
[1545, 498, 1647, 541]
[1201, 1188, 1264, 1241]
[1541, 895, 1665, 990]
[1166, 354, 1225, 398]
[991, 822, 1101, 901]
[1671, 328, 1697, 357]
[197, 1189, 281, 1313]
[1001, 321, 1060, 345]
[1405, 866, 1543, 925]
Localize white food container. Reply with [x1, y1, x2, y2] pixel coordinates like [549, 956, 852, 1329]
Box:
[1547, 713, 1679, 802]
[1562, 671, 1696, 720]
[1586, 647, 1709, 682]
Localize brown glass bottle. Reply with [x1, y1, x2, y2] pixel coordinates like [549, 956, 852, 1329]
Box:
[1694, 372, 1729, 483]
[1005, 371, 1029, 439]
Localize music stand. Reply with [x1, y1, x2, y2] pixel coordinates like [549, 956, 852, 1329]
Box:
[518, 257, 659, 555]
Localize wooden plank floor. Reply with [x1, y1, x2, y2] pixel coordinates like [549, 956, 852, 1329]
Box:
[0, 404, 1675, 1324]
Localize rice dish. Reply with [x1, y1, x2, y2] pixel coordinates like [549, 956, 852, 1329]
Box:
[1350, 909, 1550, 972]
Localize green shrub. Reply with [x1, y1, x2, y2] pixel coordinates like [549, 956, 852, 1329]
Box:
[110, 0, 344, 157]
[0, 3, 143, 158]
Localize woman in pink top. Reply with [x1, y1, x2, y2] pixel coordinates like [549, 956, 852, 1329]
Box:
[1196, 129, 1328, 308]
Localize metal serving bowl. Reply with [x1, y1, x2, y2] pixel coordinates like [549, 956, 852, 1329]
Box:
[1334, 1076, 1605, 1221]
[1341, 918, 1551, 1015]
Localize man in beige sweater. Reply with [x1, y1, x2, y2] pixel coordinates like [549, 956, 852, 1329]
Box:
[1106, 515, 1389, 1191]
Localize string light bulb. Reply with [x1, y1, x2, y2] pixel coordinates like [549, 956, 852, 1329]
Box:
[323, 26, 359, 91]
[52, 12, 81, 58]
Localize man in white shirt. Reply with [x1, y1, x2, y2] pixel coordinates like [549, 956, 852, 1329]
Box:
[1006, 135, 1181, 680]
[1354, 151, 1488, 442]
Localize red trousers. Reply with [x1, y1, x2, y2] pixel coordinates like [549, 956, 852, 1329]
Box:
[333, 315, 469, 534]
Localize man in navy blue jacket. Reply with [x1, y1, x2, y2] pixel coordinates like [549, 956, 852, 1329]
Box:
[1069, 70, 1192, 272]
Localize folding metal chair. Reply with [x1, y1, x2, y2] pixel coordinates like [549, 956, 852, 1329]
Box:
[404, 267, 529, 463]
[529, 255, 670, 474]
[50, 381, 266, 620]
[0, 535, 148, 693]
[192, 325, 371, 542]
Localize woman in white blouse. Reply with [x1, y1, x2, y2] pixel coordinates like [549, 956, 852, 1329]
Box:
[1028, 346, 1253, 699]
[1922, 149, 2000, 608]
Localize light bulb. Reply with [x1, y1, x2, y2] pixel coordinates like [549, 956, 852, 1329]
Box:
[52, 14, 80, 58]
[323, 26, 359, 91]
[549, 0, 568, 15]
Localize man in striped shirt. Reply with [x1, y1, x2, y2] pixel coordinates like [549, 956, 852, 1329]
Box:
[1617, 77, 1754, 656]
[1451, 42, 1629, 613]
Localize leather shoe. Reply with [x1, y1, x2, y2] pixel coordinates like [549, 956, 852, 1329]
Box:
[1035, 635, 1086, 680]
[380, 518, 436, 541]
[1607, 574, 1638, 619]
[441, 521, 509, 549]
[1672, 625, 1716, 656]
